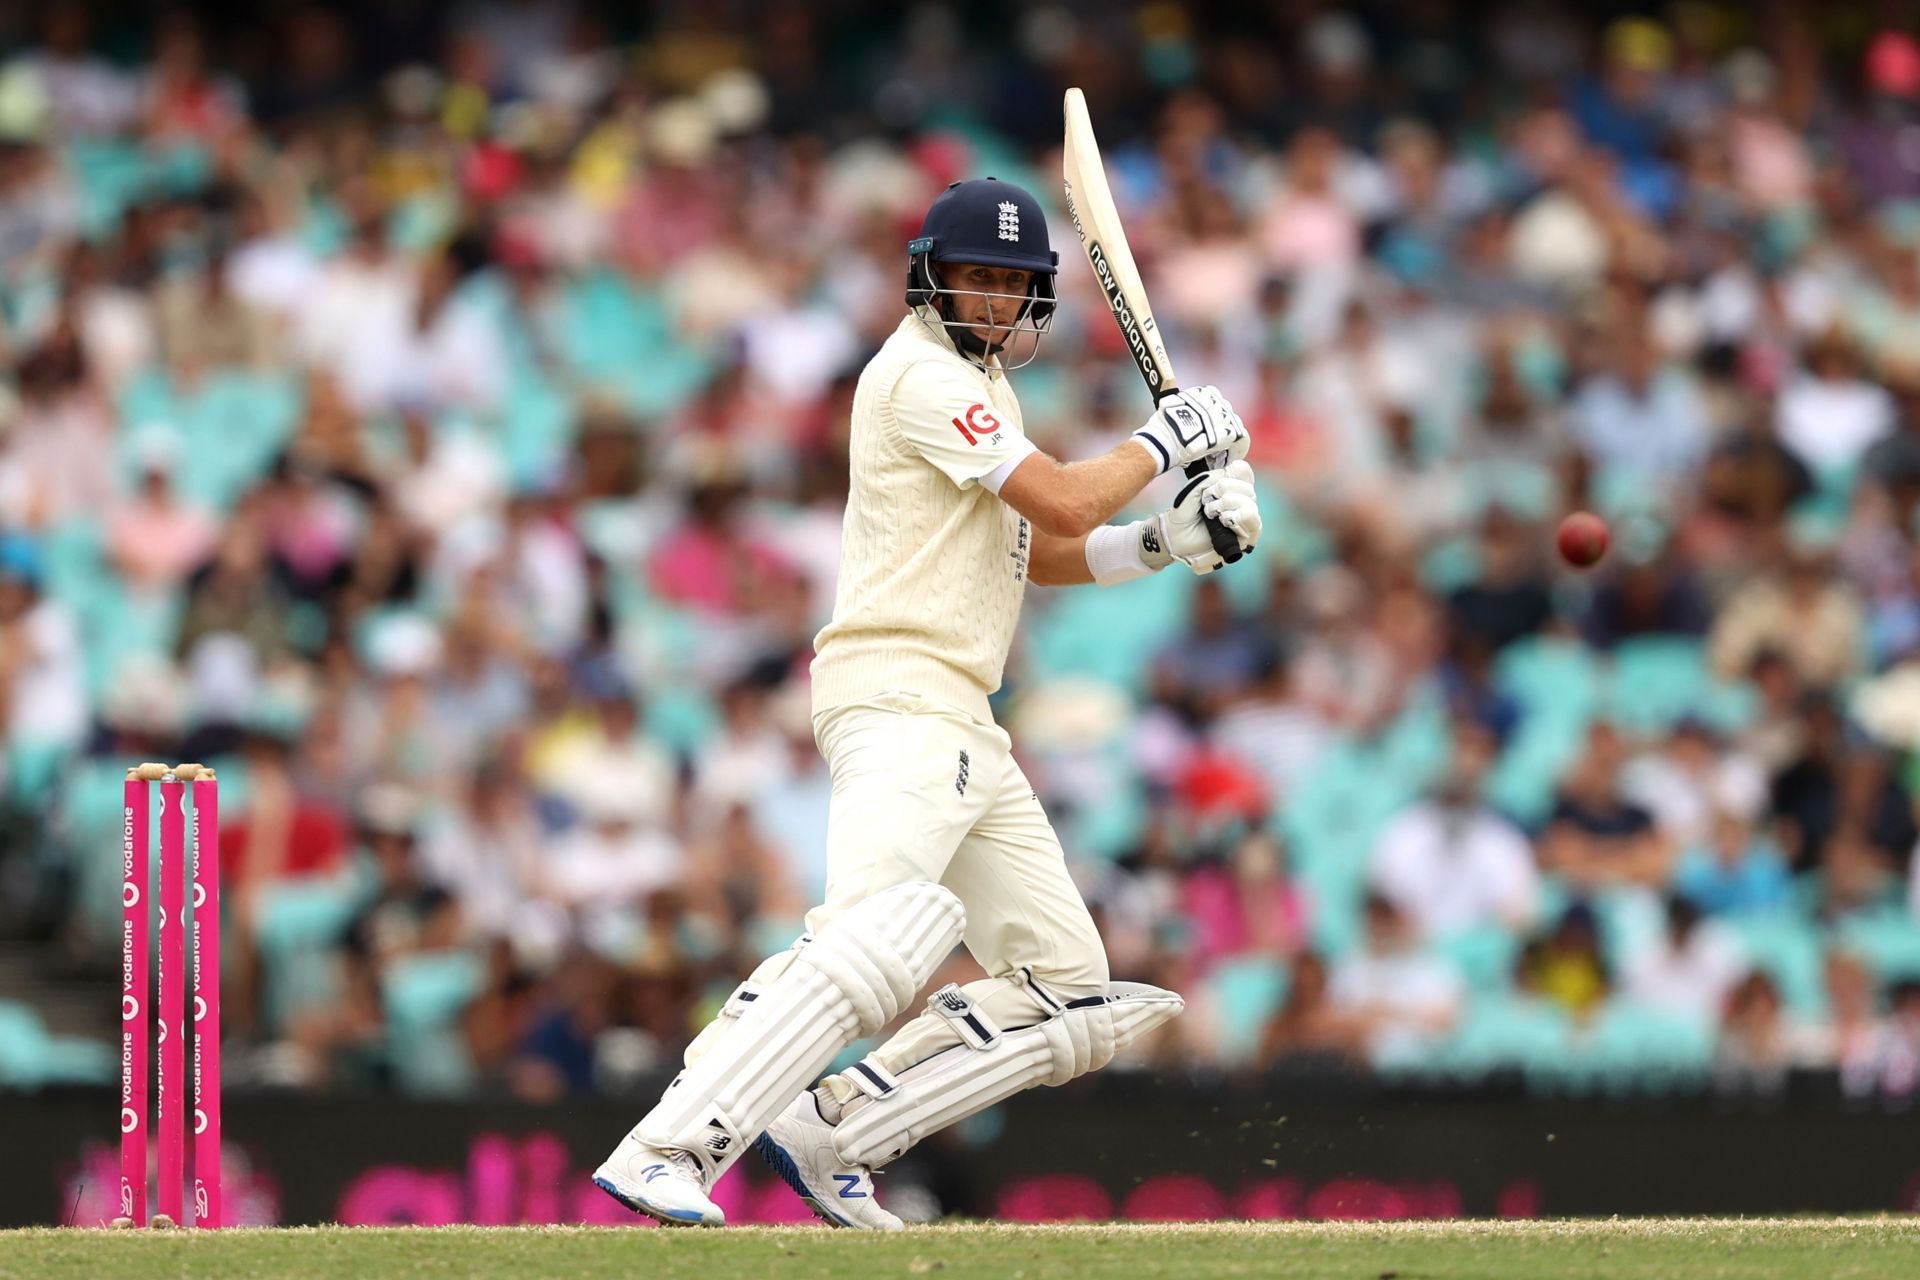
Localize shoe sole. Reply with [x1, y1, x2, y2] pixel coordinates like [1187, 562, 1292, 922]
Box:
[591, 1174, 719, 1227]
[752, 1132, 863, 1229]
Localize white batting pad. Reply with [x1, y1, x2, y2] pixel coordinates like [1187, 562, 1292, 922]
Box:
[633, 881, 964, 1181]
[832, 981, 1183, 1169]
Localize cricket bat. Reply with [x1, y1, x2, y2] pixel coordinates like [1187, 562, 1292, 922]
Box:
[1062, 86, 1242, 565]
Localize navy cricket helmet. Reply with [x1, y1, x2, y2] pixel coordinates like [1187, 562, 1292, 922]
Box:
[906, 177, 1059, 367]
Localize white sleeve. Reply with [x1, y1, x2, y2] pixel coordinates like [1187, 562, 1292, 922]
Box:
[978, 442, 1039, 494]
[891, 360, 1037, 491]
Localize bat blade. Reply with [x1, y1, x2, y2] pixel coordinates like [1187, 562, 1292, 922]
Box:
[1062, 87, 1241, 565]
[1063, 87, 1180, 399]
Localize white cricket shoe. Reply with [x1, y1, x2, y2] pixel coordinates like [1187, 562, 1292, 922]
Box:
[755, 1091, 903, 1230]
[593, 1131, 724, 1227]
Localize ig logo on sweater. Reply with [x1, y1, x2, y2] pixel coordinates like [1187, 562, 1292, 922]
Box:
[951, 404, 1003, 446]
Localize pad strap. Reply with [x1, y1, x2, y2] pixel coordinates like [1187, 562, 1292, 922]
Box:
[928, 983, 1001, 1050]
[719, 980, 763, 1020]
[847, 1056, 902, 1101]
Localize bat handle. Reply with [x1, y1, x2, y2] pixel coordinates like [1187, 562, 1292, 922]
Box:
[1183, 459, 1245, 565]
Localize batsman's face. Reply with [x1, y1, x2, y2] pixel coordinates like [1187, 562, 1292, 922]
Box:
[946, 262, 1031, 347]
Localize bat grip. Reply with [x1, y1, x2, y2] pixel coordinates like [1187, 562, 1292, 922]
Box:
[1182, 458, 1244, 565]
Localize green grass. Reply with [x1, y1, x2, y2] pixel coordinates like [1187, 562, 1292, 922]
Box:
[1, 1219, 1918, 1280]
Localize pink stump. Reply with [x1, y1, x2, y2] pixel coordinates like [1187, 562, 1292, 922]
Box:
[156, 778, 186, 1225]
[119, 775, 149, 1226]
[191, 775, 221, 1228]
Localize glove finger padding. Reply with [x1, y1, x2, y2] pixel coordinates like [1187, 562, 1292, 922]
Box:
[1165, 461, 1260, 572]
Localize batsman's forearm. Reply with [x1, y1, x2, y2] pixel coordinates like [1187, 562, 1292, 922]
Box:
[1000, 441, 1158, 537]
[1028, 530, 1096, 586]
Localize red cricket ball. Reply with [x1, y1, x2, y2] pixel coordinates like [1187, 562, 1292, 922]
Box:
[1556, 511, 1610, 568]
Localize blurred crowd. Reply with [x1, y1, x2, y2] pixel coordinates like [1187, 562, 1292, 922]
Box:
[5, 1, 1920, 1104]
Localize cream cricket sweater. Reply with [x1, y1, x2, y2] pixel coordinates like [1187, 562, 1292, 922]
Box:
[809, 312, 1035, 725]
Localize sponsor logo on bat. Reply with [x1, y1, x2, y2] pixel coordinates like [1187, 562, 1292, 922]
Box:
[1088, 241, 1162, 391]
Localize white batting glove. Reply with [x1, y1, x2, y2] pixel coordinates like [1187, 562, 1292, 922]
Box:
[1141, 460, 1263, 575]
[1131, 385, 1251, 476]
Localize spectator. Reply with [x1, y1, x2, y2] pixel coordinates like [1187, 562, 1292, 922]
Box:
[1517, 902, 1611, 1018]
[1770, 702, 1916, 877]
[1256, 953, 1365, 1069]
[420, 760, 557, 961]
[1699, 409, 1813, 532]
[1368, 715, 1540, 942]
[175, 502, 292, 660]
[1709, 523, 1865, 688]
[1714, 972, 1826, 1094]
[1581, 542, 1714, 649]
[1182, 830, 1309, 971]
[1622, 718, 1767, 851]
[1290, 566, 1398, 733]
[1775, 330, 1895, 477]
[1149, 577, 1270, 718]
[0, 536, 88, 765]
[682, 799, 806, 940]
[1568, 327, 1711, 486]
[1840, 978, 1920, 1102]
[1820, 951, 1895, 1097]
[1446, 505, 1554, 655]
[1672, 807, 1794, 916]
[540, 754, 685, 952]
[0, 317, 114, 530]
[1209, 645, 1331, 812]
[1622, 896, 1749, 1020]
[1327, 894, 1465, 1065]
[103, 434, 219, 592]
[511, 951, 618, 1102]
[1541, 721, 1673, 890]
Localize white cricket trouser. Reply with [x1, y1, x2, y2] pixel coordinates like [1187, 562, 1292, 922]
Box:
[809, 690, 1109, 1077]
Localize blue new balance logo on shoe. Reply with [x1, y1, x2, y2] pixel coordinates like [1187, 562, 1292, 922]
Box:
[833, 1174, 868, 1199]
[642, 1164, 670, 1183]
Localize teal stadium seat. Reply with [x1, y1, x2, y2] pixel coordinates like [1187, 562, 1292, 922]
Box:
[499, 368, 578, 492]
[117, 369, 302, 514]
[553, 270, 711, 418]
[642, 684, 721, 758]
[1575, 1000, 1715, 1095]
[0, 1000, 115, 1089]
[1282, 740, 1432, 961]
[1434, 924, 1523, 994]
[253, 872, 366, 1035]
[1204, 955, 1291, 1067]
[64, 138, 148, 239]
[1591, 889, 1666, 975]
[1067, 773, 1147, 863]
[1419, 535, 1482, 596]
[1834, 909, 1920, 984]
[1725, 913, 1828, 1018]
[1489, 636, 1601, 824]
[381, 950, 486, 1095]
[1426, 994, 1575, 1087]
[1027, 568, 1191, 691]
[1495, 635, 1601, 728]
[1606, 637, 1710, 734]
[1606, 637, 1756, 736]
[1372, 687, 1453, 791]
[0, 1001, 50, 1086]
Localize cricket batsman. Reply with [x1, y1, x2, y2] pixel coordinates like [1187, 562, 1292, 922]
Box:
[594, 177, 1262, 1228]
